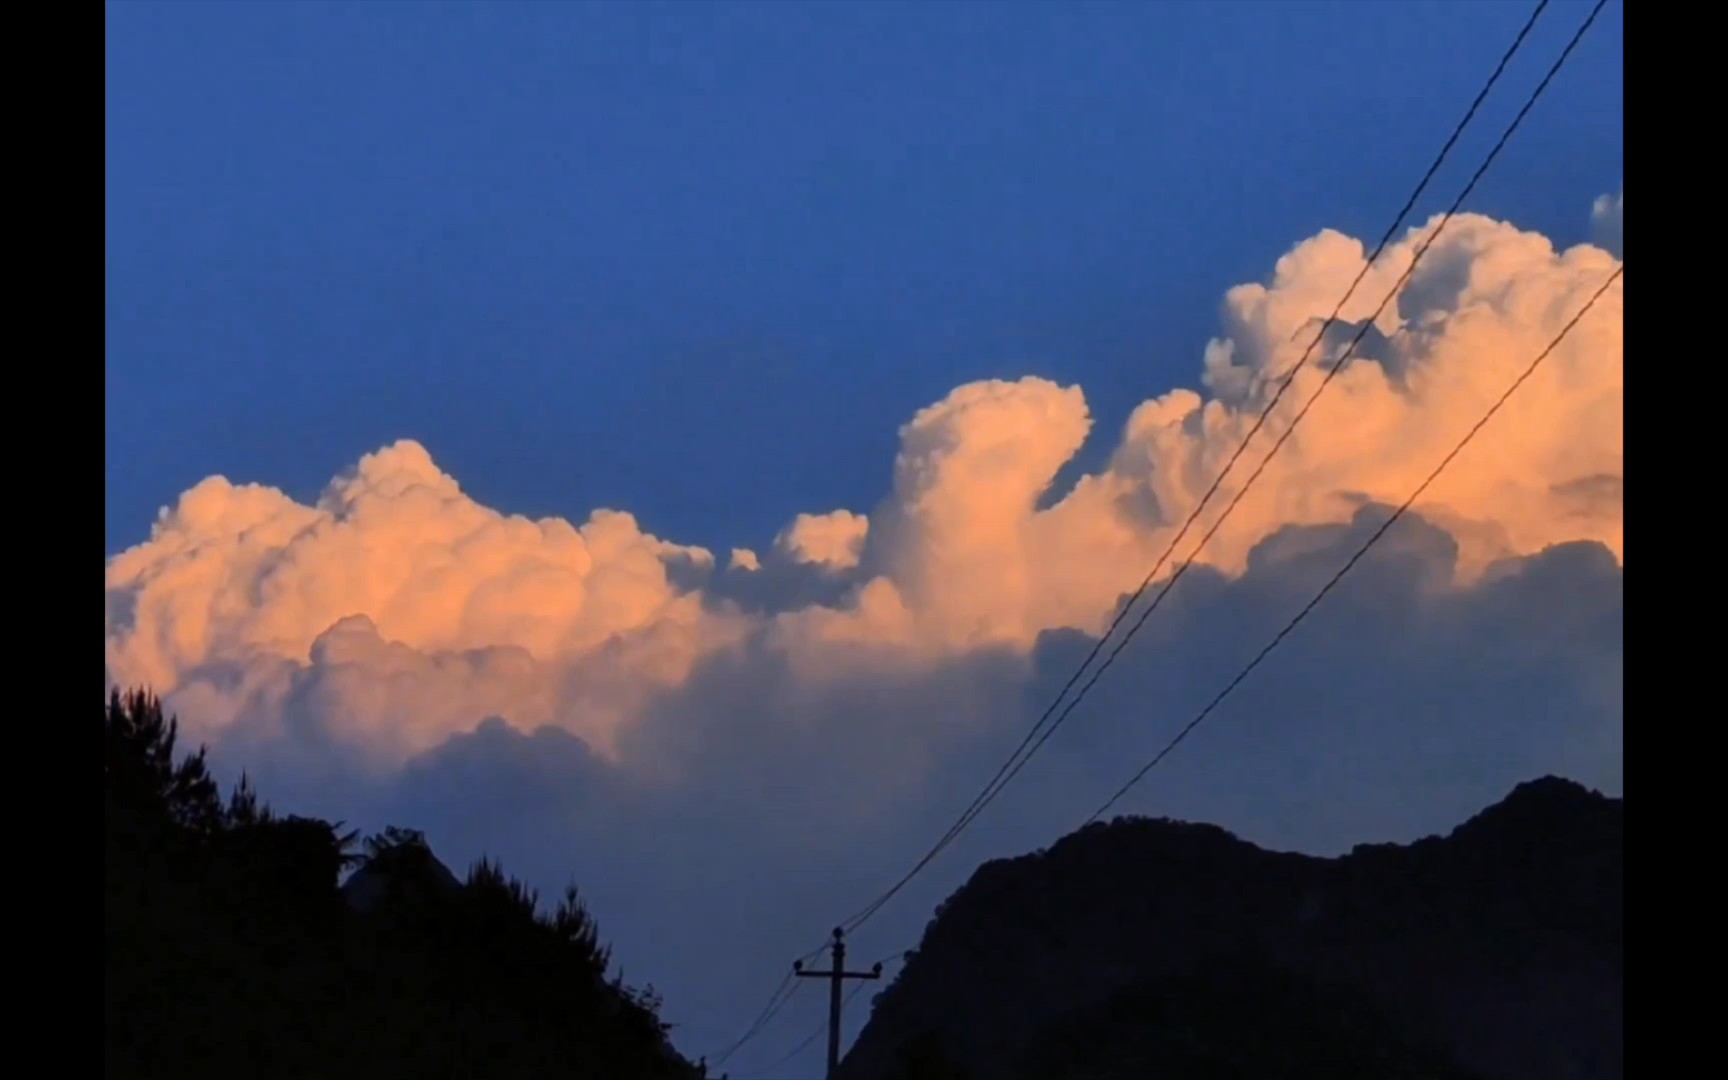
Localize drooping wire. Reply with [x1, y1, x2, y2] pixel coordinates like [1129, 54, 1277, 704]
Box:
[737, 982, 867, 1080]
[836, 0, 1567, 936]
[798, 259, 1620, 1080]
[705, 935, 838, 1067]
[707, 974, 801, 1070]
[736, 950, 909, 1079]
[959, 0, 1615, 857]
[1086, 262, 1624, 823]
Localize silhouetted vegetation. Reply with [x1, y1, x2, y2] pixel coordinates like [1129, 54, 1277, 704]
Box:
[105, 687, 1622, 1080]
[105, 689, 700, 1080]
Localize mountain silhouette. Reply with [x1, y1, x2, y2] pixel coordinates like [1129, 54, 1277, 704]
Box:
[840, 778, 1622, 1080]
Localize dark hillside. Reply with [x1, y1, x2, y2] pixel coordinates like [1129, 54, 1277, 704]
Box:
[841, 778, 1622, 1080]
[104, 689, 701, 1080]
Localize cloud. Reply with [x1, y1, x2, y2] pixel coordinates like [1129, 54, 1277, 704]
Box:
[1592, 190, 1623, 258]
[774, 509, 869, 570]
[104, 200, 1621, 1068]
[251, 507, 1618, 1065]
[765, 211, 1623, 666]
[728, 547, 761, 572]
[105, 439, 743, 756]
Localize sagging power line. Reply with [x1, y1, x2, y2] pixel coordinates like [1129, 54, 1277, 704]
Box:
[750, 256, 1621, 1079]
[713, 0, 1613, 1067]
[738, 949, 905, 1080]
[837, 0, 1575, 939]
[1086, 262, 1623, 822]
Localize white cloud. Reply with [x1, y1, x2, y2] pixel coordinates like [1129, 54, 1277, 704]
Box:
[105, 440, 743, 756]
[106, 206, 1622, 763]
[729, 548, 761, 572]
[324, 510, 1620, 1062]
[1592, 189, 1623, 258]
[773, 510, 869, 570]
[103, 197, 1623, 1067]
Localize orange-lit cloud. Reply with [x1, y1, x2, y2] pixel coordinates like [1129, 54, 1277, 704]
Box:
[774, 510, 870, 570]
[778, 209, 1622, 659]
[101, 196, 1623, 1062]
[105, 439, 744, 757]
[104, 202, 1622, 765]
[729, 548, 762, 572]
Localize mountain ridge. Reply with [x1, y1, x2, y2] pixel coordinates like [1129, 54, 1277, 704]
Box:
[839, 776, 1622, 1080]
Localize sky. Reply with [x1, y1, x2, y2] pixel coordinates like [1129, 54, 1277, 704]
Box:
[105, 2, 1622, 1075]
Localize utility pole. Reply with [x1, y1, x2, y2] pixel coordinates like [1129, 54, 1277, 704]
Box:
[794, 927, 882, 1080]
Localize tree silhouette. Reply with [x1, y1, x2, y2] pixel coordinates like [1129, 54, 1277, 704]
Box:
[105, 687, 221, 831]
[104, 686, 700, 1080]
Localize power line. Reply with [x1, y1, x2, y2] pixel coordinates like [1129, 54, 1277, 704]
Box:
[708, 977, 798, 1070]
[738, 981, 872, 1080]
[1087, 261, 1623, 823]
[837, 0, 1558, 935]
[757, 262, 1615, 1072]
[792, 929, 885, 1080]
[961, 0, 1614, 857]
[836, 0, 1564, 936]
[708, 974, 803, 1071]
[770, 178, 1618, 1080]
[785, 259, 1620, 1079]
[706, 936, 836, 1068]
[736, 950, 904, 1079]
[734, 0, 1612, 1063]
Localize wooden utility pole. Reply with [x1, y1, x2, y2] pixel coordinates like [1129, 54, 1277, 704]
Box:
[794, 927, 882, 1080]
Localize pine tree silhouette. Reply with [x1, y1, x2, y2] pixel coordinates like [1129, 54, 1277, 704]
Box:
[104, 686, 701, 1080]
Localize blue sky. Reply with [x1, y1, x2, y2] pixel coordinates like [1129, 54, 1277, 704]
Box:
[105, 0, 1621, 556]
[105, 3, 1622, 1069]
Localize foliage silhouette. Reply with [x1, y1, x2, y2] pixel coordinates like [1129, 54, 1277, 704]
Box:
[104, 689, 700, 1080]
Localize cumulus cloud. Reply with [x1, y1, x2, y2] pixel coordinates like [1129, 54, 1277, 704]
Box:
[105, 439, 743, 756]
[762, 210, 1623, 664]
[1592, 189, 1623, 257]
[774, 509, 869, 570]
[301, 508, 1619, 1064]
[104, 201, 1621, 1068]
[728, 547, 761, 572]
